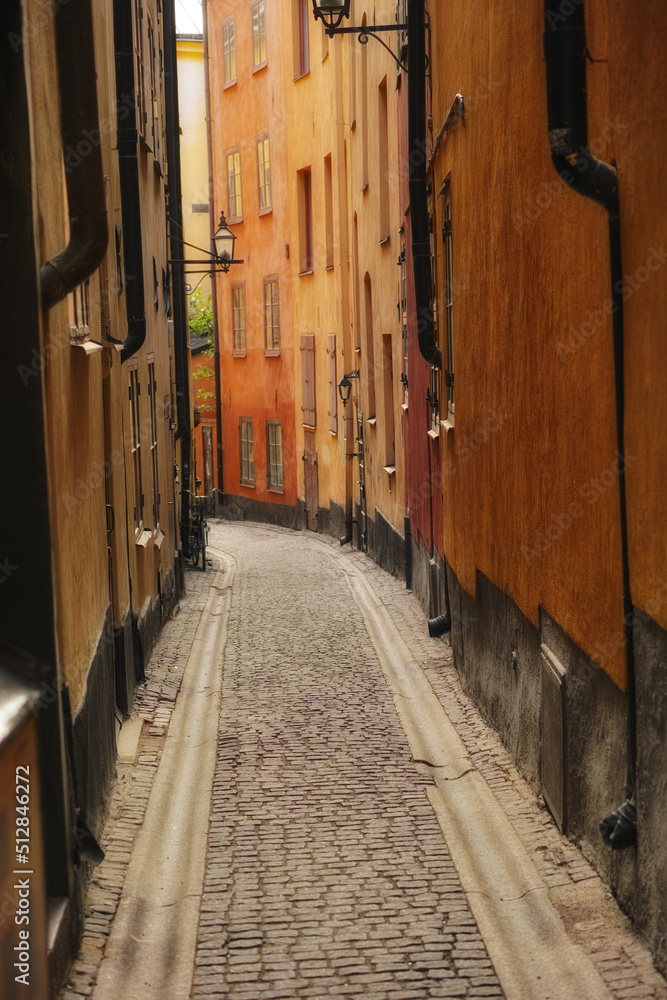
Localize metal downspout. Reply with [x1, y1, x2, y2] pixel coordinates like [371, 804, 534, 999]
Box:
[114, 0, 147, 364]
[164, 0, 192, 553]
[203, 0, 224, 510]
[407, 0, 441, 369]
[40, 0, 108, 310]
[543, 1, 636, 848]
[335, 35, 354, 544]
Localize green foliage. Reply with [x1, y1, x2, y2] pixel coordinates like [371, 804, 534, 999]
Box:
[189, 290, 216, 407]
[188, 289, 213, 349]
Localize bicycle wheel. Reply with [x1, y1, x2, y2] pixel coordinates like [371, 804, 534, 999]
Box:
[191, 524, 201, 566]
[200, 528, 206, 571]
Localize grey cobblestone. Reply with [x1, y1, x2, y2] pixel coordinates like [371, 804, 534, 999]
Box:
[192, 524, 503, 999]
[60, 521, 667, 1000]
[58, 561, 214, 1000]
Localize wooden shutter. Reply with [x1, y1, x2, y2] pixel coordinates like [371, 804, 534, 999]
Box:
[300, 334, 316, 427]
[327, 334, 337, 434]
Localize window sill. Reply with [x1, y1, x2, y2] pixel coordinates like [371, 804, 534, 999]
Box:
[293, 70, 310, 82]
[427, 427, 440, 441]
[325, 263, 334, 271]
[362, 182, 369, 194]
[329, 429, 338, 437]
[379, 234, 391, 246]
[153, 527, 165, 550]
[351, 119, 356, 132]
[264, 348, 280, 358]
[267, 485, 284, 495]
[258, 206, 273, 216]
[367, 417, 377, 427]
[232, 349, 247, 358]
[240, 480, 256, 489]
[299, 268, 314, 277]
[441, 417, 455, 434]
[401, 401, 408, 413]
[223, 79, 237, 90]
[384, 465, 396, 477]
[252, 61, 267, 74]
[228, 215, 243, 225]
[135, 528, 152, 548]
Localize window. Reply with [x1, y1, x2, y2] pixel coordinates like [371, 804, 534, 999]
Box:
[240, 418, 255, 486]
[267, 421, 284, 492]
[129, 368, 143, 532]
[222, 17, 236, 86]
[133, 0, 147, 142]
[429, 365, 440, 434]
[327, 335, 337, 434]
[400, 237, 408, 403]
[379, 77, 390, 241]
[148, 362, 160, 528]
[147, 12, 157, 153]
[324, 154, 334, 269]
[226, 148, 242, 221]
[361, 14, 368, 190]
[442, 182, 454, 420]
[364, 273, 376, 417]
[257, 135, 272, 213]
[251, 1, 267, 69]
[382, 335, 395, 466]
[264, 277, 279, 353]
[294, 0, 309, 78]
[353, 213, 361, 350]
[232, 283, 246, 354]
[297, 167, 313, 273]
[300, 334, 316, 427]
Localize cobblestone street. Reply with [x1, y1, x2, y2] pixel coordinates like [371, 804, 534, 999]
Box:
[60, 522, 667, 1000]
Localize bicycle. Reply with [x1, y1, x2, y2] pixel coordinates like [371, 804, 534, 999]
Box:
[183, 489, 208, 571]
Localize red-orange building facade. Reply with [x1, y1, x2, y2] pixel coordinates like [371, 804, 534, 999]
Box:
[206, 0, 298, 522]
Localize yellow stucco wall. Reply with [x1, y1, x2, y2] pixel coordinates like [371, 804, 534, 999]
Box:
[27, 0, 178, 710]
[177, 36, 212, 300]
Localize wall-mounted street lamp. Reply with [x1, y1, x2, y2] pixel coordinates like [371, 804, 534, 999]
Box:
[311, 0, 408, 70]
[338, 370, 360, 406]
[169, 211, 243, 288]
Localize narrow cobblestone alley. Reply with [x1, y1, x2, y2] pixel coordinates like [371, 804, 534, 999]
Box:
[60, 523, 667, 1000]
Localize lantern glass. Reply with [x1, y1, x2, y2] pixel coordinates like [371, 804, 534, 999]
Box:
[312, 0, 350, 26]
[212, 212, 236, 264]
[338, 375, 352, 404]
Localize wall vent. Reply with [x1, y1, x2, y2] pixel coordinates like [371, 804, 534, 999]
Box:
[540, 644, 567, 832]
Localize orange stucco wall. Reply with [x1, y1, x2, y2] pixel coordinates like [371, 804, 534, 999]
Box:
[430, 1, 667, 690]
[207, 0, 297, 507]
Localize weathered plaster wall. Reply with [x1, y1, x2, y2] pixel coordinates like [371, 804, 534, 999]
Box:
[208, 0, 297, 510]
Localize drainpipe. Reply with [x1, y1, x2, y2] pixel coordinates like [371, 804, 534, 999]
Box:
[202, 0, 224, 510]
[40, 0, 108, 310]
[114, 0, 147, 364]
[164, 1, 192, 551]
[407, 0, 441, 369]
[543, 1, 636, 848]
[335, 35, 354, 544]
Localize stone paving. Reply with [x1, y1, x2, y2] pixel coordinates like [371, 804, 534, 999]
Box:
[193, 524, 502, 999]
[59, 520, 667, 1000]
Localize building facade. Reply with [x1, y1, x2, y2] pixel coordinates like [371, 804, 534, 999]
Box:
[202, 0, 667, 974]
[0, 0, 192, 991]
[206, 0, 298, 524]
